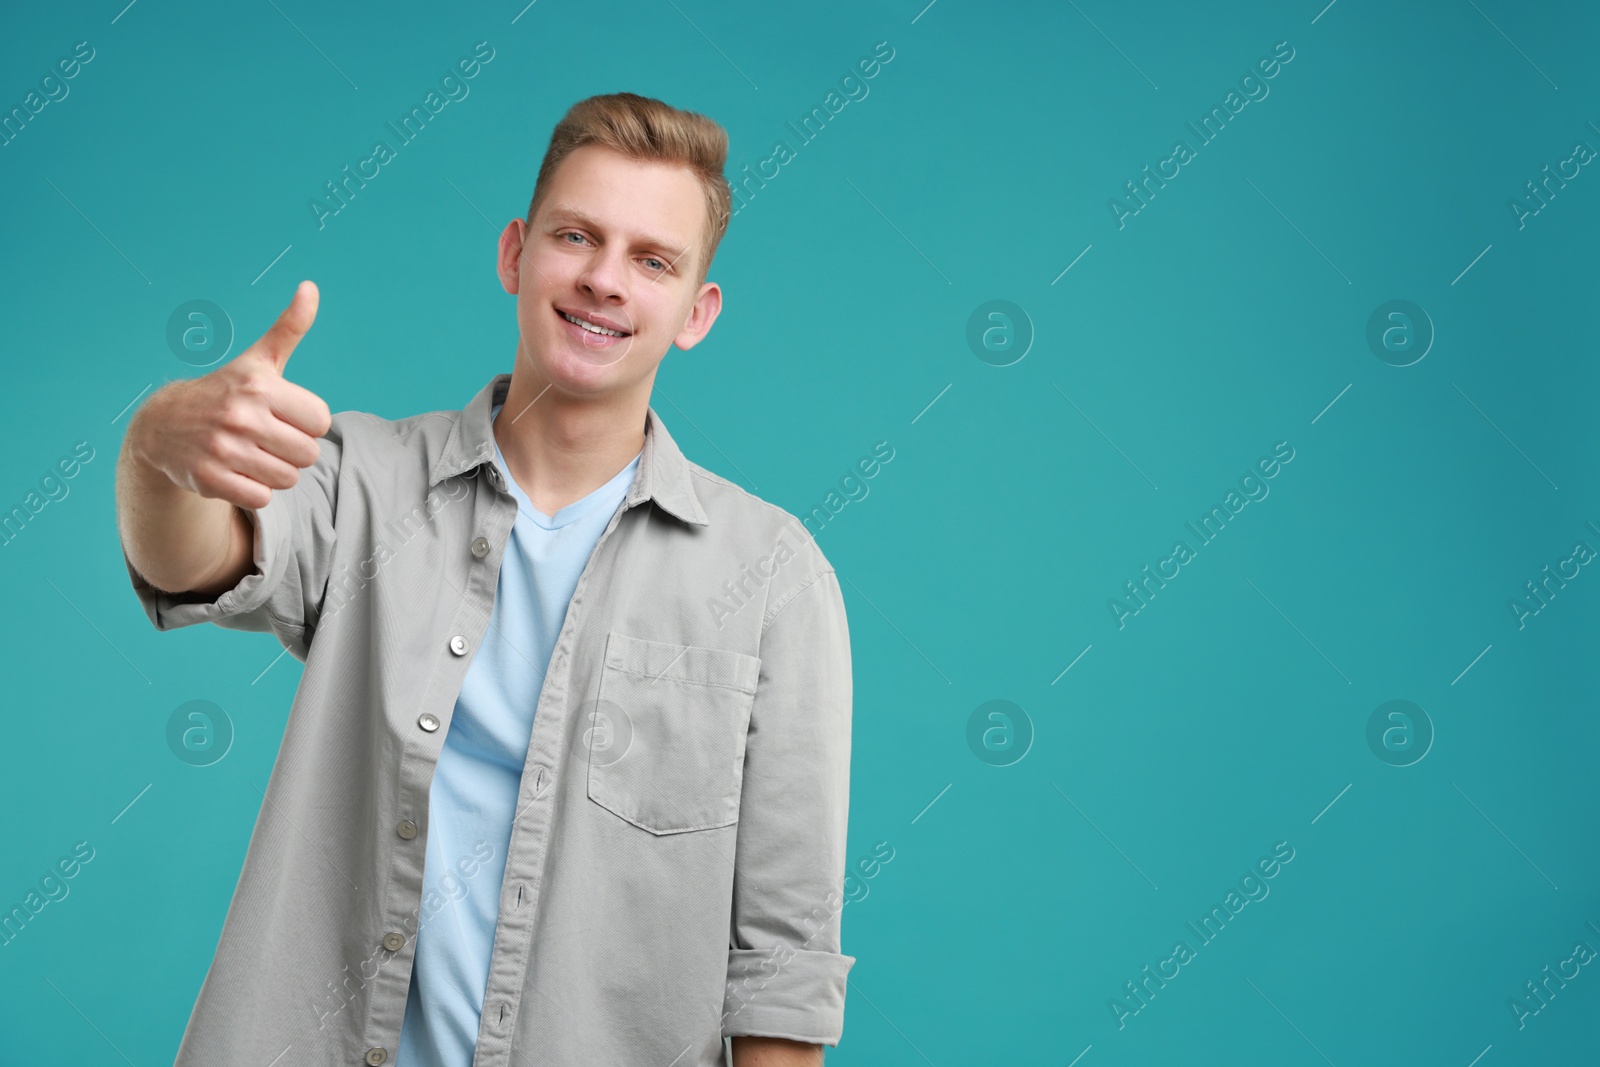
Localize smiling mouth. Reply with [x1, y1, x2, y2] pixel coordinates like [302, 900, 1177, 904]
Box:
[556, 308, 630, 337]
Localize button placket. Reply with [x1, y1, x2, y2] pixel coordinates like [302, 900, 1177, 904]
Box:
[474, 472, 638, 1060]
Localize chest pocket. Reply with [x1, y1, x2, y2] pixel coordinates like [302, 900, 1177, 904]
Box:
[586, 630, 762, 835]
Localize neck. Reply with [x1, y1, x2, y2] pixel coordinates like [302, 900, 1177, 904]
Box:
[493, 361, 647, 517]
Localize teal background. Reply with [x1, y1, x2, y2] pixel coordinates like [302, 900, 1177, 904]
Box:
[2, 0, 1597, 1063]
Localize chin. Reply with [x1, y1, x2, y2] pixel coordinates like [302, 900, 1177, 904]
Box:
[536, 344, 630, 395]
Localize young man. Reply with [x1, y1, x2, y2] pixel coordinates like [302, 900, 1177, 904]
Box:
[116, 93, 854, 1067]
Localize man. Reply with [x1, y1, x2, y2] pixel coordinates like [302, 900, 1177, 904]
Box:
[116, 93, 854, 1066]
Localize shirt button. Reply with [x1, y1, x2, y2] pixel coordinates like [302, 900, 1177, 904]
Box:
[418, 713, 440, 733]
[449, 635, 469, 656]
[382, 932, 405, 952]
[365, 1049, 388, 1066]
[396, 819, 418, 840]
[471, 536, 490, 559]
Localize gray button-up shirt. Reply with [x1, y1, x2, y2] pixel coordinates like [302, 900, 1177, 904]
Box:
[121, 372, 855, 1066]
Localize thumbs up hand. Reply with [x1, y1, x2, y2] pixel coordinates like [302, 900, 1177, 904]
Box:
[250, 277, 320, 378]
[130, 281, 335, 510]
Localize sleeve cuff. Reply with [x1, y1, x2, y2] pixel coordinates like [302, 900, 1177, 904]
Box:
[121, 497, 289, 633]
[721, 946, 856, 1046]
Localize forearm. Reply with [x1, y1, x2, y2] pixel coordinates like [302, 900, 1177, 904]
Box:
[116, 396, 245, 595]
[730, 1036, 823, 1067]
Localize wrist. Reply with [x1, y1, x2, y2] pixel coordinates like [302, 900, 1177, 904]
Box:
[124, 384, 177, 476]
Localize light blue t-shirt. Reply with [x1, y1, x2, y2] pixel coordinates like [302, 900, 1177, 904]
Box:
[396, 402, 641, 1066]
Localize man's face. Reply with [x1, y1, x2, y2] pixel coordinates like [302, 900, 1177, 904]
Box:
[497, 143, 721, 402]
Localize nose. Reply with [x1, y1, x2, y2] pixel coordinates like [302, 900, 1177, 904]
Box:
[575, 243, 628, 306]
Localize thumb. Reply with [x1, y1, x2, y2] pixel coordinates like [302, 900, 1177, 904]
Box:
[256, 280, 320, 375]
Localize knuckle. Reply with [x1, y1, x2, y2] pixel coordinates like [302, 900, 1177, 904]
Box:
[235, 367, 273, 401]
[191, 463, 225, 499]
[200, 428, 231, 459]
[216, 401, 253, 435]
[256, 462, 290, 491]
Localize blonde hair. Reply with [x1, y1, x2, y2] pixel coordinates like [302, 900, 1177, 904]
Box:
[527, 93, 732, 286]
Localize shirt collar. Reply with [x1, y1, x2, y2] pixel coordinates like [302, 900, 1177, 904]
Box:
[430, 372, 710, 527]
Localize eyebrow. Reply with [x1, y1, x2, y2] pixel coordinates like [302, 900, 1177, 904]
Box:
[544, 205, 692, 270]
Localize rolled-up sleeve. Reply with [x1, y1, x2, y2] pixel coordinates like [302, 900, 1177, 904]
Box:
[120, 416, 344, 663]
[722, 561, 856, 1045]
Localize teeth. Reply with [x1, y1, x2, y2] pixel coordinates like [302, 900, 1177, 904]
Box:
[561, 311, 624, 337]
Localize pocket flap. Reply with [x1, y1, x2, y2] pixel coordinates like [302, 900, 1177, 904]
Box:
[603, 631, 761, 694]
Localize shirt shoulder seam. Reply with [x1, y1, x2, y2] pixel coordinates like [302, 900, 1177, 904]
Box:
[685, 465, 801, 525]
[761, 566, 836, 630]
[685, 464, 835, 630]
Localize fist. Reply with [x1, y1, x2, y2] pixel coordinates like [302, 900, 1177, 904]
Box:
[133, 280, 333, 510]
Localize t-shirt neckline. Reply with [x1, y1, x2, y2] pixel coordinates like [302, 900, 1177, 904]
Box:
[489, 401, 641, 530]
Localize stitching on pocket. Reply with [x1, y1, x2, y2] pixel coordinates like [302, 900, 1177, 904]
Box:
[602, 631, 760, 693]
[587, 630, 761, 835]
[600, 664, 756, 693]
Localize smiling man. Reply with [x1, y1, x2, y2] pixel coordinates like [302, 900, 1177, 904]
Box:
[116, 93, 855, 1067]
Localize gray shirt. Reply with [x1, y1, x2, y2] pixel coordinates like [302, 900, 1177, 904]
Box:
[121, 372, 856, 1066]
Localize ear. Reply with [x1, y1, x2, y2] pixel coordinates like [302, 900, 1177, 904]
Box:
[497, 218, 526, 295]
[672, 281, 722, 352]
